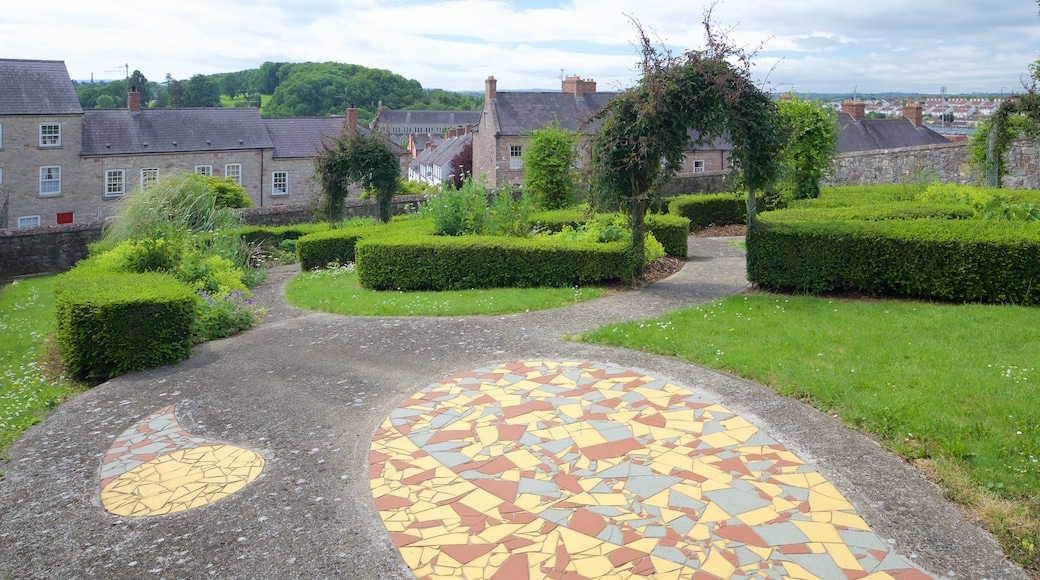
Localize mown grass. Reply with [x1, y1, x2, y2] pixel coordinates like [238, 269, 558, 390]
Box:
[0, 276, 85, 455]
[576, 293, 1040, 570]
[286, 264, 610, 316]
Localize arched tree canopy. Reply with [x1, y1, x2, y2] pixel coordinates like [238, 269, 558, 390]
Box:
[984, 87, 1040, 187]
[590, 18, 782, 283]
[314, 125, 400, 223]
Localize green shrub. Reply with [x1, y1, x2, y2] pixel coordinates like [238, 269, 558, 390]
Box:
[297, 229, 367, 270]
[668, 193, 746, 228]
[747, 212, 1040, 304]
[236, 224, 328, 247]
[530, 207, 589, 232]
[56, 270, 196, 381]
[356, 234, 632, 291]
[193, 289, 266, 342]
[645, 213, 691, 258]
[421, 178, 494, 235]
[203, 176, 253, 209]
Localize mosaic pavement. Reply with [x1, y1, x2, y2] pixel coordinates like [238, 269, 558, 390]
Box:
[100, 405, 265, 517]
[370, 361, 933, 580]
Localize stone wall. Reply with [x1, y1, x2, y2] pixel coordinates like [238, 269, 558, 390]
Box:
[824, 142, 971, 186]
[0, 195, 429, 282]
[0, 221, 103, 282]
[1002, 139, 1040, 189]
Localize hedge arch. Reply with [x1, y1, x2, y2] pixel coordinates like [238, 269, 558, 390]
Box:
[984, 91, 1040, 187]
[591, 20, 782, 283]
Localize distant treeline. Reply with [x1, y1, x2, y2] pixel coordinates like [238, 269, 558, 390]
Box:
[74, 62, 483, 123]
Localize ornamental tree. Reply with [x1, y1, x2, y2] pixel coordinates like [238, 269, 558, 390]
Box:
[591, 15, 782, 285]
[314, 124, 400, 223]
[523, 120, 578, 209]
[775, 96, 838, 200]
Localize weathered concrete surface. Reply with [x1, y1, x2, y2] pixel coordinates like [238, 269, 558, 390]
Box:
[0, 238, 1025, 579]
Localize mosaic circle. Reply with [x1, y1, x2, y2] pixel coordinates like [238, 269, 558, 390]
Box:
[100, 406, 265, 517]
[370, 361, 929, 579]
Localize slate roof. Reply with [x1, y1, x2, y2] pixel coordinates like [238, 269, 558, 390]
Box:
[837, 113, 949, 153]
[413, 133, 471, 169]
[376, 110, 480, 129]
[0, 59, 83, 115]
[491, 92, 619, 135]
[264, 117, 367, 159]
[82, 108, 274, 156]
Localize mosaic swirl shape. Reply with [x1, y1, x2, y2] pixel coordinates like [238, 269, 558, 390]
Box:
[100, 405, 264, 517]
[370, 361, 931, 579]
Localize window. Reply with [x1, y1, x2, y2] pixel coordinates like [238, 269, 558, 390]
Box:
[0, 123, 3, 148]
[56, 212, 73, 225]
[509, 145, 523, 170]
[195, 165, 213, 176]
[693, 160, 705, 173]
[0, 168, 3, 184]
[40, 123, 61, 147]
[141, 168, 159, 188]
[40, 166, 61, 195]
[18, 216, 41, 228]
[105, 169, 125, 197]
[272, 171, 288, 196]
[225, 164, 242, 185]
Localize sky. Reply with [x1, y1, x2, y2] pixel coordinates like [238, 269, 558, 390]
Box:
[3, 0, 1040, 96]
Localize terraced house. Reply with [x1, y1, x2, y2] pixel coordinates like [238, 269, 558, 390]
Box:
[0, 59, 396, 229]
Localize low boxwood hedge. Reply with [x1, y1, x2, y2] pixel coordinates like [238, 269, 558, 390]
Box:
[356, 234, 632, 291]
[645, 214, 691, 258]
[237, 224, 327, 247]
[56, 269, 196, 381]
[668, 193, 747, 228]
[747, 211, 1040, 304]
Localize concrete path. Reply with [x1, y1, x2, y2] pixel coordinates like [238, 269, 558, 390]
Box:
[0, 238, 1026, 579]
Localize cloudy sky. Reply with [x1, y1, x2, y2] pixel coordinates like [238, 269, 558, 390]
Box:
[4, 0, 1039, 95]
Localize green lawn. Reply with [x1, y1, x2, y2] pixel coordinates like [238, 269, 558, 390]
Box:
[0, 276, 83, 454]
[286, 264, 609, 316]
[577, 293, 1040, 569]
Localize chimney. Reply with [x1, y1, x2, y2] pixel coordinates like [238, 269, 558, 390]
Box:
[562, 76, 596, 98]
[128, 88, 141, 113]
[346, 107, 358, 136]
[464, 122, 472, 135]
[485, 76, 497, 100]
[841, 100, 865, 121]
[903, 102, 923, 127]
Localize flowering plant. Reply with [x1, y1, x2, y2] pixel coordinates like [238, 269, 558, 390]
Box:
[193, 289, 266, 342]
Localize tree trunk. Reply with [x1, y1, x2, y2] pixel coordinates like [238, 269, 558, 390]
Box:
[630, 195, 647, 287]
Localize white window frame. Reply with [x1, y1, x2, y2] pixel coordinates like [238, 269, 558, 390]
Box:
[39, 166, 61, 196]
[693, 160, 705, 173]
[195, 165, 213, 176]
[141, 168, 159, 188]
[0, 122, 3, 149]
[272, 171, 288, 196]
[225, 163, 242, 185]
[39, 123, 61, 147]
[18, 215, 41, 228]
[105, 169, 125, 197]
[509, 145, 523, 170]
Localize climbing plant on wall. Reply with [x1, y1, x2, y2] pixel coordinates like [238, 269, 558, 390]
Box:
[314, 124, 400, 224]
[590, 14, 782, 285]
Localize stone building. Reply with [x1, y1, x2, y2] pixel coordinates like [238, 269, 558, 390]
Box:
[472, 75, 731, 188]
[0, 59, 404, 229]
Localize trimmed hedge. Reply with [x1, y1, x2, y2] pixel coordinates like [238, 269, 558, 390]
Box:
[356, 234, 633, 290]
[747, 212, 1040, 304]
[530, 208, 588, 233]
[56, 270, 196, 381]
[297, 229, 367, 270]
[645, 214, 691, 258]
[668, 193, 747, 228]
[237, 223, 327, 247]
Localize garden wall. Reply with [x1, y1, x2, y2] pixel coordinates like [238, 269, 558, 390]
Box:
[0, 196, 428, 282]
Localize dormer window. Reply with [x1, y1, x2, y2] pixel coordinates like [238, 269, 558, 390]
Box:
[40, 123, 61, 147]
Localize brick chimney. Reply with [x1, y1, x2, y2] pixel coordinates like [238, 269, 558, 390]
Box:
[902, 102, 923, 127]
[562, 76, 596, 98]
[841, 100, 865, 121]
[485, 76, 497, 100]
[128, 88, 141, 113]
[346, 107, 358, 136]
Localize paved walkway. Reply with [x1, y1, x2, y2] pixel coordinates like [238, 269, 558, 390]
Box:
[0, 238, 1026, 579]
